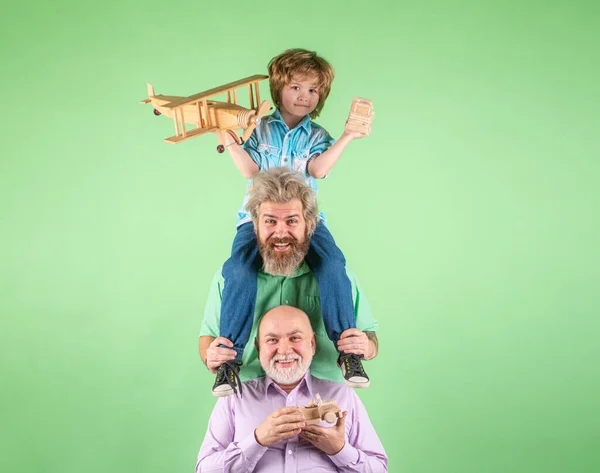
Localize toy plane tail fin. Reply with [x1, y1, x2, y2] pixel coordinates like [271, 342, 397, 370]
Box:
[139, 83, 154, 104]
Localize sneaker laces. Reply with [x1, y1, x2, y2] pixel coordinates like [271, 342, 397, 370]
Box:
[343, 354, 366, 377]
[216, 360, 243, 397]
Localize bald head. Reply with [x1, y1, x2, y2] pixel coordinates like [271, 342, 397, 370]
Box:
[257, 306, 316, 390]
[258, 305, 312, 339]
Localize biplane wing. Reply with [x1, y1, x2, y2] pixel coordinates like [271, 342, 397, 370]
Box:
[162, 75, 268, 109]
[164, 125, 218, 144]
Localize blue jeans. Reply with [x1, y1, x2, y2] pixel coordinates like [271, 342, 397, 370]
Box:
[220, 221, 356, 361]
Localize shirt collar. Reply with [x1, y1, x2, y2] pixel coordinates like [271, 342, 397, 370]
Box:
[266, 108, 312, 133]
[259, 261, 311, 279]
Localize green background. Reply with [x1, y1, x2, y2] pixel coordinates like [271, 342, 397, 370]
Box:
[1, 1, 599, 472]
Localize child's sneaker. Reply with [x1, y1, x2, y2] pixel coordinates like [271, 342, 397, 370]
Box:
[337, 353, 370, 388]
[212, 360, 243, 397]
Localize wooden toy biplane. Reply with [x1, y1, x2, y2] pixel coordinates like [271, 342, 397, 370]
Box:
[140, 75, 271, 152]
[298, 394, 343, 425]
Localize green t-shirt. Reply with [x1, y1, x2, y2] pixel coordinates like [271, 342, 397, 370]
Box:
[200, 262, 378, 382]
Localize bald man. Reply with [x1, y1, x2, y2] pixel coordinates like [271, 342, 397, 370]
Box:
[196, 306, 388, 472]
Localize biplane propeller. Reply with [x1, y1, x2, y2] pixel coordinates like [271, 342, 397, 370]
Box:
[140, 75, 271, 153]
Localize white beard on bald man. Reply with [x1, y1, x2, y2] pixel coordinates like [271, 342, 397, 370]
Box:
[264, 351, 313, 385]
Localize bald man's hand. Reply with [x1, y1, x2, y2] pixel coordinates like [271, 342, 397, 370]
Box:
[255, 407, 306, 447]
[300, 410, 347, 455]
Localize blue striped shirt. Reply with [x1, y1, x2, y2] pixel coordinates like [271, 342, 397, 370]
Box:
[236, 108, 335, 225]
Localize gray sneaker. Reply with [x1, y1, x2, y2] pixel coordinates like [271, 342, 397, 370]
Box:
[337, 353, 370, 388]
[212, 360, 243, 397]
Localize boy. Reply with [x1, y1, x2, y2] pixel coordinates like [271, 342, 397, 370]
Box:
[212, 48, 371, 396]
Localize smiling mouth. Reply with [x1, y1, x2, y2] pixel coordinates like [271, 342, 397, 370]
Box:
[276, 359, 297, 368]
[273, 243, 290, 252]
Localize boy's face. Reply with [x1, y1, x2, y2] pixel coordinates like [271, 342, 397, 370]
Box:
[279, 74, 320, 122]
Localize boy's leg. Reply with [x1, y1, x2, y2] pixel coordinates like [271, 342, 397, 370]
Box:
[305, 221, 370, 388]
[214, 222, 261, 396]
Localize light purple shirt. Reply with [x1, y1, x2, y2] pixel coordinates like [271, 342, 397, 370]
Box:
[196, 370, 388, 472]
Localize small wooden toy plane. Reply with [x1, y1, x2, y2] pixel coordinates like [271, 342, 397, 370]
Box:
[140, 75, 271, 152]
[298, 394, 343, 425]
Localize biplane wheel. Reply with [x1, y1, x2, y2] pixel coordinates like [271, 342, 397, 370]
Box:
[216, 145, 225, 154]
[323, 412, 337, 424]
[153, 109, 161, 116]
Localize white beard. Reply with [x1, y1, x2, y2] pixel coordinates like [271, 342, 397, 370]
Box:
[265, 354, 308, 385]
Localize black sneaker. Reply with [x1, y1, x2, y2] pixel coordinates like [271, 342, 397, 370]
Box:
[337, 353, 370, 388]
[212, 360, 243, 397]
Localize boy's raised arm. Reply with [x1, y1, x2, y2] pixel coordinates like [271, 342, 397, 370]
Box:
[219, 130, 259, 179]
[308, 130, 366, 179]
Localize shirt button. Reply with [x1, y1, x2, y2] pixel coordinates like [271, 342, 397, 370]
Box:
[288, 450, 293, 455]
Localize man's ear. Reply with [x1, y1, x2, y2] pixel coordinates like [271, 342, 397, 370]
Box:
[254, 337, 259, 354]
[311, 332, 316, 355]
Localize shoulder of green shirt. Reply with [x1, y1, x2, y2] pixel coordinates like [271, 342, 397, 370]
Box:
[199, 265, 378, 336]
[210, 265, 360, 296]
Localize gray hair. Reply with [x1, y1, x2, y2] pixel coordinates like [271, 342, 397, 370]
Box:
[245, 168, 318, 231]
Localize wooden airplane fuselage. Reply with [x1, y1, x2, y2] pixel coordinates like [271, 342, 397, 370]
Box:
[149, 95, 256, 130]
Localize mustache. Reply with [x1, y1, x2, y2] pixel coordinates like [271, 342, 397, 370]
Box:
[270, 353, 303, 371]
[272, 354, 300, 362]
[267, 236, 297, 245]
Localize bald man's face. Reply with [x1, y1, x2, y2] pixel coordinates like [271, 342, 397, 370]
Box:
[257, 307, 316, 386]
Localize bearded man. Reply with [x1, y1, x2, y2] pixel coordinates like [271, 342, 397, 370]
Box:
[196, 306, 388, 473]
[199, 168, 379, 397]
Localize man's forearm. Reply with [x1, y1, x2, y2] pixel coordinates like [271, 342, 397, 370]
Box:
[196, 444, 263, 473]
[364, 331, 378, 360]
[199, 336, 216, 367]
[197, 410, 268, 473]
[330, 445, 388, 473]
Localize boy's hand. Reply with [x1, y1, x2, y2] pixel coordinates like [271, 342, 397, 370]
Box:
[342, 127, 370, 140]
[216, 130, 238, 147]
[206, 336, 237, 373]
